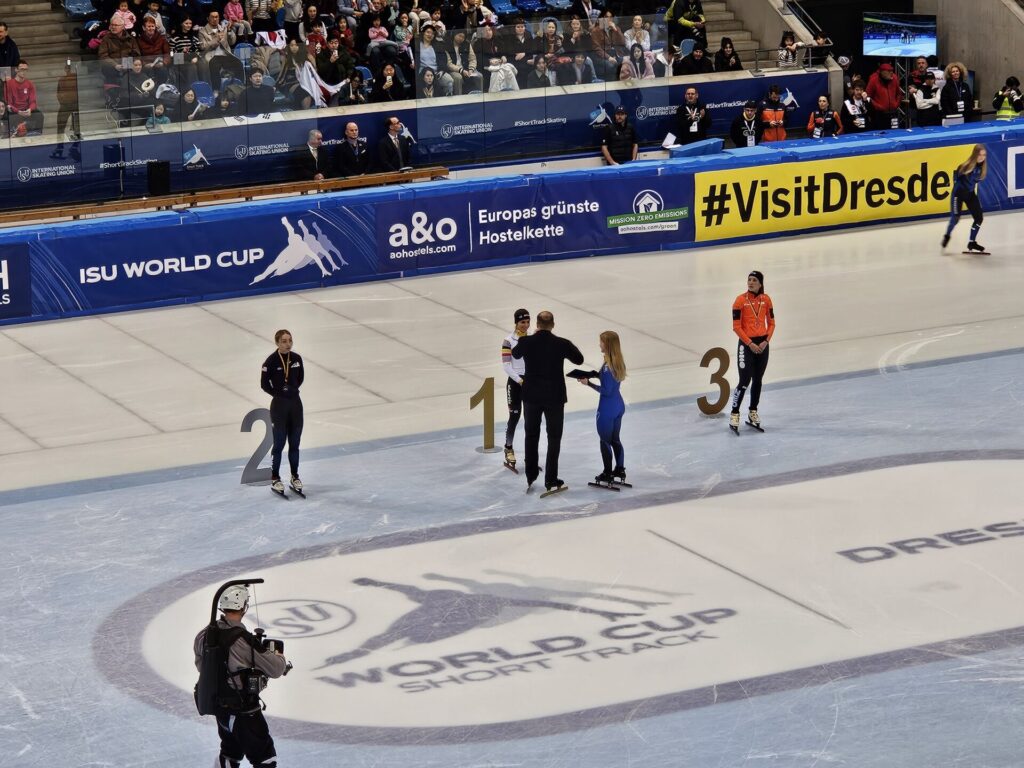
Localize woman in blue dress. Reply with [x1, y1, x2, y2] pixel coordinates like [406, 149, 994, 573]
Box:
[581, 330, 628, 485]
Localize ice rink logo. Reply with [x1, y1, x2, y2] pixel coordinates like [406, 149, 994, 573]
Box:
[1007, 146, 1024, 197]
[636, 106, 648, 120]
[257, 599, 356, 639]
[250, 216, 347, 284]
[440, 124, 455, 139]
[234, 144, 249, 160]
[183, 144, 210, 170]
[16, 167, 31, 183]
[589, 104, 610, 126]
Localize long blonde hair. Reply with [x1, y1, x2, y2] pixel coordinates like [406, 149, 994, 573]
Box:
[957, 144, 987, 180]
[601, 330, 627, 382]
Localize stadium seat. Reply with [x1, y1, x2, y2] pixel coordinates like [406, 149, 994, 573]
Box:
[64, 0, 98, 19]
[491, 0, 516, 16]
[191, 81, 216, 107]
[355, 65, 374, 96]
[679, 38, 695, 56]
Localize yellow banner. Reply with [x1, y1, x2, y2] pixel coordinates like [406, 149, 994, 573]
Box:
[694, 145, 974, 241]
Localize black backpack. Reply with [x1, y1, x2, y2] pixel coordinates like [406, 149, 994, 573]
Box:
[194, 622, 262, 716]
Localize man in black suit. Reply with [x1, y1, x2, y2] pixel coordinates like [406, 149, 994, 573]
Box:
[511, 311, 584, 493]
[377, 115, 412, 172]
[294, 129, 330, 181]
[336, 121, 369, 177]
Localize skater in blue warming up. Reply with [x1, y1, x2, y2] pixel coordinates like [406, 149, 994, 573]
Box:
[942, 144, 988, 254]
[580, 331, 629, 489]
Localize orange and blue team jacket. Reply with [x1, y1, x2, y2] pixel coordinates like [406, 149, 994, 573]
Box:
[732, 292, 775, 345]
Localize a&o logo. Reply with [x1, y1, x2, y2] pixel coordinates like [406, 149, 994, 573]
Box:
[16, 167, 32, 183]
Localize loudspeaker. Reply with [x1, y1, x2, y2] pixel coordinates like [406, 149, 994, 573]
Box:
[147, 160, 171, 197]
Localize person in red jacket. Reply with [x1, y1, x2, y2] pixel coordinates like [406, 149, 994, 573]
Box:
[4, 59, 43, 135]
[729, 270, 775, 433]
[759, 84, 787, 142]
[865, 61, 904, 130]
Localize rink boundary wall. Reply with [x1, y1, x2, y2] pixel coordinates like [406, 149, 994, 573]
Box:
[1, 120, 1023, 325]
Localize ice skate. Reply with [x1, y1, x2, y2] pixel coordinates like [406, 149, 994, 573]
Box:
[289, 476, 305, 497]
[540, 479, 568, 498]
[965, 241, 989, 255]
[611, 467, 632, 488]
[503, 446, 519, 474]
[941, 233, 950, 249]
[588, 470, 620, 492]
[271, 478, 288, 498]
[746, 410, 764, 432]
[729, 412, 740, 435]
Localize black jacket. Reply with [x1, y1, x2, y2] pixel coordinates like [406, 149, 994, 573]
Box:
[377, 132, 412, 171]
[336, 138, 370, 176]
[675, 101, 711, 143]
[242, 84, 276, 116]
[294, 145, 330, 180]
[261, 351, 304, 399]
[729, 114, 762, 147]
[602, 120, 637, 163]
[940, 78, 971, 118]
[511, 329, 584, 405]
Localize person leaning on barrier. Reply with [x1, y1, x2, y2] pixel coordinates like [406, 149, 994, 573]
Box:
[194, 585, 289, 768]
[729, 99, 762, 148]
[675, 85, 710, 144]
[993, 76, 1023, 121]
[600, 105, 637, 165]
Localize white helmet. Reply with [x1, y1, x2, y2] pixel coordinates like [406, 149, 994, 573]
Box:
[218, 585, 250, 612]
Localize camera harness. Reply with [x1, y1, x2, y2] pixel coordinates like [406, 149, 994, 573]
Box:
[203, 587, 271, 714]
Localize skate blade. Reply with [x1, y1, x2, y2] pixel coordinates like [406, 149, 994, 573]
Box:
[504, 461, 519, 474]
[729, 425, 739, 435]
[611, 480, 633, 488]
[745, 421, 764, 432]
[540, 485, 568, 498]
[962, 250, 990, 255]
[272, 488, 289, 499]
[289, 485, 306, 497]
[587, 481, 621, 492]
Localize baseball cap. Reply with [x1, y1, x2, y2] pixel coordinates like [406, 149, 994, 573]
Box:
[879, 62, 894, 72]
[614, 105, 627, 114]
[514, 308, 530, 323]
[743, 99, 757, 109]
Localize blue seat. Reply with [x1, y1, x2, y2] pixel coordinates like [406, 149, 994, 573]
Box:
[491, 0, 515, 15]
[679, 38, 695, 56]
[64, 0, 97, 18]
[355, 65, 373, 95]
[191, 80, 216, 107]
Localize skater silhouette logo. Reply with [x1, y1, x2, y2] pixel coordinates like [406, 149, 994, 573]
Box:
[250, 216, 349, 285]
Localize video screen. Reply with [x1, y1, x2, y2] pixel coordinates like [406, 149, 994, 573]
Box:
[862, 13, 937, 58]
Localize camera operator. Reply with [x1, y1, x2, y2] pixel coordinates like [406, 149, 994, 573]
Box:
[194, 585, 289, 768]
[993, 76, 1023, 121]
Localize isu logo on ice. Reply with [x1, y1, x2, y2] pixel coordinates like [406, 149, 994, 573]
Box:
[250, 216, 349, 284]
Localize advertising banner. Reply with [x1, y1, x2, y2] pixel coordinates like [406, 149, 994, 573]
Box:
[0, 243, 32, 320]
[694, 144, 974, 241]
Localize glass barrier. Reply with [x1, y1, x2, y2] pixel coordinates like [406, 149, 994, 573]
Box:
[0, 14, 824, 211]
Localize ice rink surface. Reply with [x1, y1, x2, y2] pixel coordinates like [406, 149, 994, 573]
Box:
[2, 212, 1023, 767]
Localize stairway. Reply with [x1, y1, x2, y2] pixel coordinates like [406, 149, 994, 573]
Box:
[701, 0, 761, 62]
[3, 0, 88, 131]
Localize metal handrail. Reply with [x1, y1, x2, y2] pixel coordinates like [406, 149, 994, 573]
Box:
[752, 42, 831, 73]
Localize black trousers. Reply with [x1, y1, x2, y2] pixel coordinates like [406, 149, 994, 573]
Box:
[731, 338, 770, 413]
[216, 710, 277, 767]
[270, 396, 303, 479]
[505, 378, 522, 447]
[524, 400, 564, 486]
